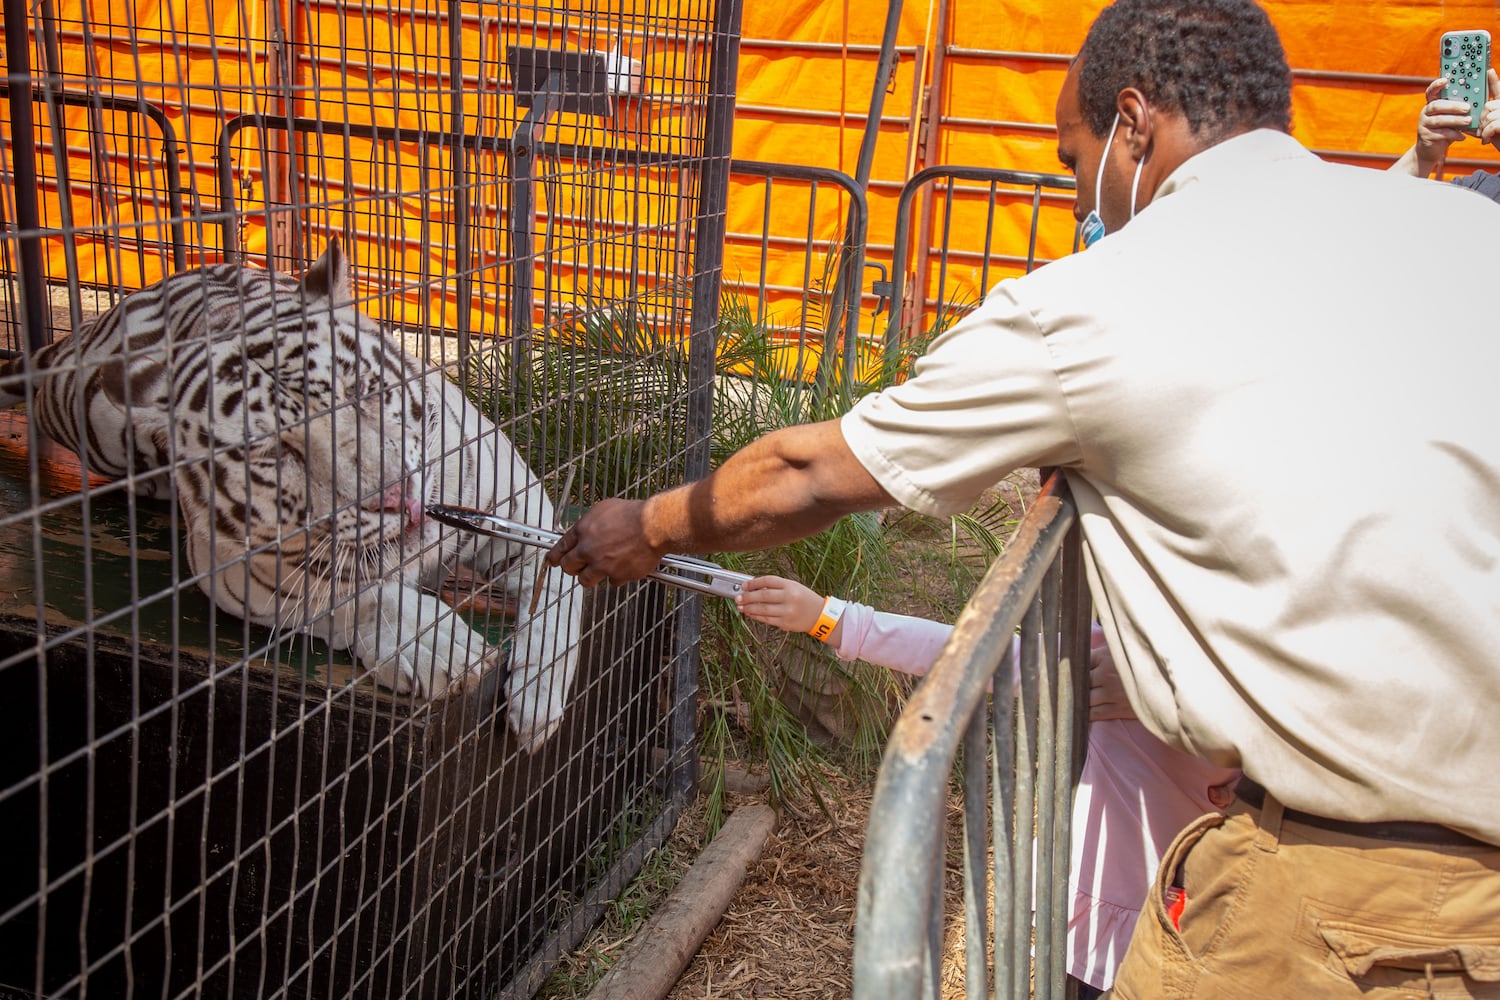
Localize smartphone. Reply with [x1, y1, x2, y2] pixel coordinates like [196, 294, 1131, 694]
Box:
[1440, 29, 1491, 133]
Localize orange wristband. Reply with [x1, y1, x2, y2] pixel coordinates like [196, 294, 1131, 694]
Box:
[808, 596, 847, 641]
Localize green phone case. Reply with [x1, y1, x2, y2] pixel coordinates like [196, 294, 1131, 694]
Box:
[1440, 29, 1491, 132]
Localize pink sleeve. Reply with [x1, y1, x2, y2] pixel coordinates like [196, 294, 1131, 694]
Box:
[835, 613, 1099, 690]
[834, 602, 954, 675]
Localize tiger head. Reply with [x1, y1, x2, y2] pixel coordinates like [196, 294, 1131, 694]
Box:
[181, 239, 445, 621]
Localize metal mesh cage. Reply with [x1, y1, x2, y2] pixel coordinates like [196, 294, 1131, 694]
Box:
[0, 1, 742, 996]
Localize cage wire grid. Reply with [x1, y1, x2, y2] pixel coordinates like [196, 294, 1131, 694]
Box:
[0, 0, 741, 997]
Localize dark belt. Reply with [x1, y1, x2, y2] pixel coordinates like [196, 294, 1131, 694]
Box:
[1234, 777, 1493, 849]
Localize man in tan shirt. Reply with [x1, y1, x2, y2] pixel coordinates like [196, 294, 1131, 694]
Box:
[548, 0, 1500, 995]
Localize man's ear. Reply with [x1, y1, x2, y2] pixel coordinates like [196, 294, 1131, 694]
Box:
[1117, 88, 1154, 160]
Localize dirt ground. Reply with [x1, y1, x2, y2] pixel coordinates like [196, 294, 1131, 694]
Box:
[663, 768, 875, 999]
[540, 762, 908, 999]
[531, 758, 869, 998]
[567, 758, 977, 1000]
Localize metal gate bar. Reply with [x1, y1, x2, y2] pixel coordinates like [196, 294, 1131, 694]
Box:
[883, 164, 1077, 365]
[854, 471, 1090, 999]
[727, 160, 867, 388]
[0, 85, 189, 270]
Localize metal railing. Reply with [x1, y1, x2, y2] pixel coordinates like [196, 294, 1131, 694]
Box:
[854, 471, 1092, 999]
[725, 160, 868, 387]
[0, 84, 188, 354]
[884, 165, 1077, 363]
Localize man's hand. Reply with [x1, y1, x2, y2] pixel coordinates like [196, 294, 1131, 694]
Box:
[543, 420, 892, 590]
[544, 497, 664, 588]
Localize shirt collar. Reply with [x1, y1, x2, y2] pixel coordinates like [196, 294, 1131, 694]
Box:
[1153, 128, 1310, 202]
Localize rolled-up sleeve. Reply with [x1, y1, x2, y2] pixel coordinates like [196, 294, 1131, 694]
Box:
[841, 281, 1080, 517]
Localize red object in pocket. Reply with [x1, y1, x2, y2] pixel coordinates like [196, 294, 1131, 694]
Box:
[1163, 885, 1187, 930]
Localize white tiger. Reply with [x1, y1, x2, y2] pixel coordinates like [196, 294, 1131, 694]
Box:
[0, 239, 581, 750]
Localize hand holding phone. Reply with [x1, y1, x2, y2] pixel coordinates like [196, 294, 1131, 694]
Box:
[1440, 30, 1492, 133]
[1483, 67, 1500, 147]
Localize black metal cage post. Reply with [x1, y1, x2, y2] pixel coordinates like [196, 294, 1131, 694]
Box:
[0, 1, 741, 997]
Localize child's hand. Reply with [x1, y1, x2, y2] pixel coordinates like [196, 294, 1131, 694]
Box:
[1087, 633, 1137, 722]
[735, 575, 825, 633]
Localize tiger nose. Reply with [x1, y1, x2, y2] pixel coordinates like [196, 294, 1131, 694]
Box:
[367, 482, 424, 526]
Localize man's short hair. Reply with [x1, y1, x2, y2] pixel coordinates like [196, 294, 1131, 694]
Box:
[1077, 0, 1292, 140]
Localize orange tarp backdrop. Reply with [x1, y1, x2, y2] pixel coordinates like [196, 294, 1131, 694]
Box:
[9, 0, 1500, 350]
[730, 0, 1500, 347]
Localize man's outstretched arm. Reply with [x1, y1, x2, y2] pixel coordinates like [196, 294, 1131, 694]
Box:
[544, 418, 895, 587]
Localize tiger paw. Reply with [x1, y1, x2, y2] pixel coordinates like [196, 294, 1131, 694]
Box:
[502, 577, 583, 753]
[354, 585, 493, 700]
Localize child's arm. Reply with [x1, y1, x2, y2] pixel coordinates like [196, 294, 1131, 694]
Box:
[738, 578, 1137, 718]
[737, 575, 953, 675]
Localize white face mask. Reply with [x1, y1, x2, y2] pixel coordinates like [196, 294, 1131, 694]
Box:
[1079, 112, 1147, 249]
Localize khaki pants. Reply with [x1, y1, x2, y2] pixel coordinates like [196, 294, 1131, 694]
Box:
[1111, 795, 1500, 999]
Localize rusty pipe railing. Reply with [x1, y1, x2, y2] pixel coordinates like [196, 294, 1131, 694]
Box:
[854, 471, 1091, 999]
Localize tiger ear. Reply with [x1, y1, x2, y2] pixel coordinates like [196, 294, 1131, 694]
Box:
[302, 236, 354, 305]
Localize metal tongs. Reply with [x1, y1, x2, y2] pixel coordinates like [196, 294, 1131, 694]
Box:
[427, 503, 751, 599]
